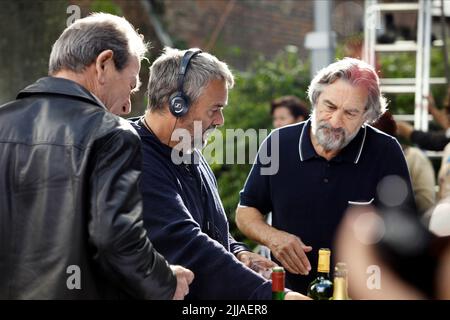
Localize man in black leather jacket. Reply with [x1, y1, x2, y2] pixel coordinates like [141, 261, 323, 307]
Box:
[0, 13, 193, 299]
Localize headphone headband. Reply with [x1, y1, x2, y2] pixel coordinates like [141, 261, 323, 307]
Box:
[169, 49, 202, 118]
[176, 50, 202, 95]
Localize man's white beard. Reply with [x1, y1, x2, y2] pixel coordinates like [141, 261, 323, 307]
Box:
[311, 109, 359, 152]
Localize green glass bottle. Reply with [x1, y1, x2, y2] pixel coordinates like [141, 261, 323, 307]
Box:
[330, 262, 351, 300]
[307, 248, 333, 300]
[271, 266, 285, 300]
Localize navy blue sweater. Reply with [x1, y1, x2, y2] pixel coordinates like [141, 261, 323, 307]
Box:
[131, 119, 272, 300]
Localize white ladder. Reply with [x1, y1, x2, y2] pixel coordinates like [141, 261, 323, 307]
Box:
[363, 0, 446, 132]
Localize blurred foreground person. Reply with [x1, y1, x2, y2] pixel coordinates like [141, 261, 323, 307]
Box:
[336, 205, 450, 299]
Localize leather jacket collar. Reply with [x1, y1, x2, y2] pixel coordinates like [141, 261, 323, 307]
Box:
[17, 76, 106, 110]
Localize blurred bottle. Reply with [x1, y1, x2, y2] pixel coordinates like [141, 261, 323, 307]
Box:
[330, 262, 350, 300]
[307, 248, 333, 300]
[272, 266, 285, 300]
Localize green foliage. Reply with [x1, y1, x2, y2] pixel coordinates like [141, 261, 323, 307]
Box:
[211, 47, 311, 245]
[90, 0, 123, 15]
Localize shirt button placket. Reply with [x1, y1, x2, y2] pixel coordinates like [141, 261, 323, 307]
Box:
[323, 162, 331, 184]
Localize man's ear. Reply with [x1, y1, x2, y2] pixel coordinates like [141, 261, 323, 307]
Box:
[95, 50, 114, 85]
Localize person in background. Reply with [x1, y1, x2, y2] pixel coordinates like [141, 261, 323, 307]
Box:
[271, 95, 309, 128]
[373, 111, 436, 215]
[397, 86, 450, 151]
[438, 143, 450, 200]
[428, 195, 450, 237]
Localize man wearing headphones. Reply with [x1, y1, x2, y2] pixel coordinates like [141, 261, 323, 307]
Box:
[130, 48, 309, 300]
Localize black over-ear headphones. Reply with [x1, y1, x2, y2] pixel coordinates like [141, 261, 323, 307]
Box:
[169, 49, 202, 117]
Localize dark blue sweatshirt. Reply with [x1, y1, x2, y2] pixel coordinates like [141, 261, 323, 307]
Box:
[131, 119, 272, 300]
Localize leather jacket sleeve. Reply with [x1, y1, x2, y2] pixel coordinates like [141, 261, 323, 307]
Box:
[88, 128, 176, 299]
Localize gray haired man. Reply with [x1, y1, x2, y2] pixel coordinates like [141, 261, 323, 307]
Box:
[0, 13, 193, 299]
[131, 48, 308, 299]
[236, 58, 417, 293]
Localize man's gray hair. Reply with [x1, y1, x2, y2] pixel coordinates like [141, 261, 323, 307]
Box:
[49, 13, 147, 74]
[147, 47, 234, 112]
[307, 57, 387, 123]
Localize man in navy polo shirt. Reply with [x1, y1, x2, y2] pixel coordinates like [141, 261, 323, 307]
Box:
[236, 58, 417, 293]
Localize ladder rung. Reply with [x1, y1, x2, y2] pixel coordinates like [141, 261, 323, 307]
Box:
[424, 151, 443, 158]
[371, 3, 420, 12]
[430, 77, 448, 85]
[381, 85, 416, 93]
[381, 78, 448, 85]
[433, 39, 444, 47]
[393, 114, 433, 122]
[375, 43, 417, 52]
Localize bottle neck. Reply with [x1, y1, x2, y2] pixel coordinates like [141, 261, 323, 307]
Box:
[317, 258, 330, 278]
[317, 250, 331, 278]
[316, 271, 330, 278]
[332, 276, 349, 300]
[272, 291, 285, 300]
[272, 269, 285, 300]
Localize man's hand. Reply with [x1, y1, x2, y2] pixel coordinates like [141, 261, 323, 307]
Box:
[236, 251, 277, 279]
[396, 121, 414, 140]
[285, 291, 312, 300]
[266, 230, 312, 275]
[170, 265, 194, 300]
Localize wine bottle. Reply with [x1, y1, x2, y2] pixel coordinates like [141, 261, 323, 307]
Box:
[271, 266, 285, 300]
[307, 248, 333, 300]
[330, 262, 350, 300]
